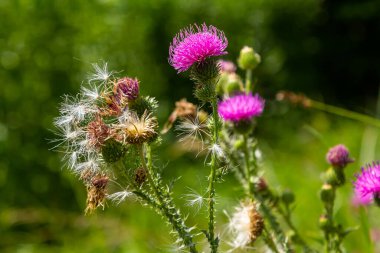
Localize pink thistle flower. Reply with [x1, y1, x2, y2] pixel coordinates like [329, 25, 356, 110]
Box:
[326, 144, 354, 168]
[218, 93, 265, 122]
[353, 162, 380, 205]
[169, 23, 228, 73]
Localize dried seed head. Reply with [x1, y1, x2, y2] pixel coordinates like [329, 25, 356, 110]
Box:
[134, 167, 147, 186]
[121, 111, 158, 144]
[228, 201, 264, 249]
[102, 94, 123, 116]
[87, 116, 110, 149]
[85, 174, 109, 214]
[248, 204, 264, 242]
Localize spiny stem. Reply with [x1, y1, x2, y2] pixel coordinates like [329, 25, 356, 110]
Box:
[207, 97, 220, 253]
[263, 227, 281, 253]
[138, 144, 198, 253]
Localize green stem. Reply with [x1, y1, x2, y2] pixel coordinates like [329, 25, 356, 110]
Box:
[263, 227, 281, 253]
[207, 97, 220, 253]
[245, 69, 252, 93]
[310, 100, 380, 128]
[138, 144, 198, 253]
[243, 135, 253, 197]
[277, 206, 315, 252]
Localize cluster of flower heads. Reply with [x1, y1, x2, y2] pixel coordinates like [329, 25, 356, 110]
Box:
[53, 63, 158, 212]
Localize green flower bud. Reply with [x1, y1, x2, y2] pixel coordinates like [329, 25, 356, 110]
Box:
[101, 138, 126, 163]
[128, 96, 158, 117]
[237, 46, 261, 70]
[281, 189, 295, 205]
[320, 184, 335, 203]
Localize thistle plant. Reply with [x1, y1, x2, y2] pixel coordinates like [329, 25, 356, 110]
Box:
[53, 23, 380, 253]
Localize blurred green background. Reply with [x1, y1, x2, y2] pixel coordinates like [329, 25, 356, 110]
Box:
[1, 0, 380, 252]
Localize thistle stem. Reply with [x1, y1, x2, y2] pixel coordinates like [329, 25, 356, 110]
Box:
[138, 144, 198, 253]
[277, 205, 315, 252]
[243, 135, 253, 196]
[207, 97, 220, 253]
[245, 69, 252, 93]
[263, 227, 281, 253]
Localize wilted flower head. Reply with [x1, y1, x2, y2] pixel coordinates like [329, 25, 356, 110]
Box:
[115, 77, 139, 101]
[169, 23, 228, 73]
[218, 60, 236, 73]
[218, 93, 265, 122]
[228, 201, 264, 249]
[87, 116, 110, 149]
[117, 111, 158, 144]
[85, 174, 109, 214]
[353, 162, 380, 205]
[326, 144, 354, 168]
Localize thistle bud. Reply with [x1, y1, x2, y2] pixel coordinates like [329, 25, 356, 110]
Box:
[101, 138, 126, 163]
[320, 184, 335, 203]
[128, 96, 158, 117]
[237, 46, 261, 70]
[326, 144, 354, 169]
[281, 189, 295, 205]
[115, 77, 139, 101]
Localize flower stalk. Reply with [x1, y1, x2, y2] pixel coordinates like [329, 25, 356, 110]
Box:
[207, 97, 220, 253]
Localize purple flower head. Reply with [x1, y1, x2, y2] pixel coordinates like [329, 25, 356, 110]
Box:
[353, 162, 380, 205]
[218, 93, 265, 122]
[169, 23, 228, 73]
[116, 77, 139, 101]
[218, 60, 236, 74]
[326, 144, 354, 168]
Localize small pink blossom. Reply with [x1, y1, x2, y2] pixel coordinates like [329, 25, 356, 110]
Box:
[218, 93, 265, 122]
[169, 23, 228, 73]
[326, 144, 354, 168]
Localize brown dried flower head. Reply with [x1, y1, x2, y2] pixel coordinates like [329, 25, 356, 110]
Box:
[87, 116, 110, 149]
[248, 203, 264, 242]
[120, 111, 158, 144]
[85, 174, 109, 214]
